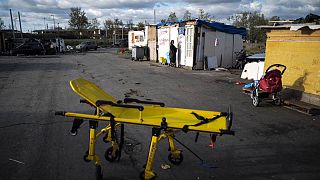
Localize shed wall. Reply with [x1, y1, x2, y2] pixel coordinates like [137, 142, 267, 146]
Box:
[264, 28, 320, 105]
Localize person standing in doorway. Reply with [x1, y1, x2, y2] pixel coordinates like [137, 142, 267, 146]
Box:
[169, 40, 177, 67]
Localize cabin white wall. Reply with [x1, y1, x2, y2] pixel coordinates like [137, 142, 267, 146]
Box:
[233, 34, 243, 57]
[203, 28, 216, 58]
[170, 26, 179, 65]
[202, 29, 243, 68]
[222, 33, 234, 68]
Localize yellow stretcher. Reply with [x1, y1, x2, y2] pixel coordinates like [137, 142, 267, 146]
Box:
[55, 78, 234, 180]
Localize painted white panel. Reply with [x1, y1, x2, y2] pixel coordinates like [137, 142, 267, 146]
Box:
[148, 41, 157, 62]
[128, 31, 146, 50]
[157, 28, 170, 63]
[178, 34, 186, 66]
[185, 25, 194, 67]
[241, 61, 265, 80]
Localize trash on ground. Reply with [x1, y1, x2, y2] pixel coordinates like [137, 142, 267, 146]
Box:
[215, 68, 228, 71]
[161, 164, 171, 169]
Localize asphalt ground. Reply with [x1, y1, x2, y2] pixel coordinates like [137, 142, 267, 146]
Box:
[0, 48, 319, 180]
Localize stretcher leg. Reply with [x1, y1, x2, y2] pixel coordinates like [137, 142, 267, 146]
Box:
[104, 117, 120, 162]
[84, 120, 103, 180]
[167, 133, 183, 165]
[141, 128, 160, 180]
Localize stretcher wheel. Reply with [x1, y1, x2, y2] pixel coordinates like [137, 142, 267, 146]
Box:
[139, 170, 156, 180]
[102, 135, 109, 143]
[104, 147, 119, 162]
[95, 165, 103, 180]
[168, 153, 183, 165]
[83, 151, 91, 162]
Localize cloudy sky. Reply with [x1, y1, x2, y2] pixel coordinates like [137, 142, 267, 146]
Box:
[0, 0, 319, 32]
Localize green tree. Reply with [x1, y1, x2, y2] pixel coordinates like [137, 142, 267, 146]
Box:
[183, 10, 192, 21]
[0, 18, 5, 29]
[160, 19, 166, 23]
[167, 12, 178, 22]
[137, 22, 145, 30]
[68, 7, 89, 37]
[270, 16, 281, 21]
[230, 11, 268, 43]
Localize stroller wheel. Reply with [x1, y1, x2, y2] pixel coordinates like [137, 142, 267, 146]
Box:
[252, 95, 260, 107]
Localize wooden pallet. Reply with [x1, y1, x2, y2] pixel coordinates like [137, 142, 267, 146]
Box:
[283, 100, 320, 115]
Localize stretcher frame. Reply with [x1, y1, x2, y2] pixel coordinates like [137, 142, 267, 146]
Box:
[55, 78, 234, 180]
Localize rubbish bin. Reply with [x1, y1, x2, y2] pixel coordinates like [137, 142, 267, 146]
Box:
[132, 46, 144, 61]
[144, 46, 149, 61]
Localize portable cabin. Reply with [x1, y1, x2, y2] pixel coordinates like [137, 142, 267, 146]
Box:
[157, 20, 246, 69]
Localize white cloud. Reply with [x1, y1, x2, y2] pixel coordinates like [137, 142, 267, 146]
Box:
[0, 0, 319, 32]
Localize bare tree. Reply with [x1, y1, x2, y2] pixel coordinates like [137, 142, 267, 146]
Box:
[183, 10, 192, 21]
[0, 18, 5, 29]
[198, 9, 212, 21]
[89, 18, 100, 29]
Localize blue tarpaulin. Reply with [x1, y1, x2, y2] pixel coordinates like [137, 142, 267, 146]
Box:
[157, 19, 247, 37]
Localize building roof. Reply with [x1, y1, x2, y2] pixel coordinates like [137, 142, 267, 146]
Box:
[246, 53, 265, 60]
[258, 24, 320, 31]
[157, 19, 246, 36]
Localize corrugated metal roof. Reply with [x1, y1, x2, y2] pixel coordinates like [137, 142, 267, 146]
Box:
[258, 24, 320, 31]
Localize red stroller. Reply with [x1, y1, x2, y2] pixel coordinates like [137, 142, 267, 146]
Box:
[251, 64, 286, 107]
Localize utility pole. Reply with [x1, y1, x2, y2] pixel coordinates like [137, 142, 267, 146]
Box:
[51, 14, 55, 30]
[44, 17, 46, 30]
[121, 24, 124, 40]
[10, 9, 15, 40]
[18, 11, 23, 38]
[154, 9, 156, 24]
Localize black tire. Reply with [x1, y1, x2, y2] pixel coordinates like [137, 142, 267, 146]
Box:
[104, 147, 119, 162]
[274, 98, 281, 106]
[95, 165, 103, 180]
[168, 153, 183, 165]
[252, 95, 259, 107]
[102, 135, 109, 143]
[252, 91, 260, 107]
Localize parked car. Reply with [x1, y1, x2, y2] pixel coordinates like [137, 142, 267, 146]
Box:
[11, 39, 45, 56]
[75, 41, 98, 51]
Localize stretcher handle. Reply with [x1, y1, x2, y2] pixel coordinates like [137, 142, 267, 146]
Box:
[80, 99, 95, 107]
[265, 64, 286, 75]
[123, 98, 165, 107]
[96, 100, 144, 111]
[55, 111, 65, 116]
